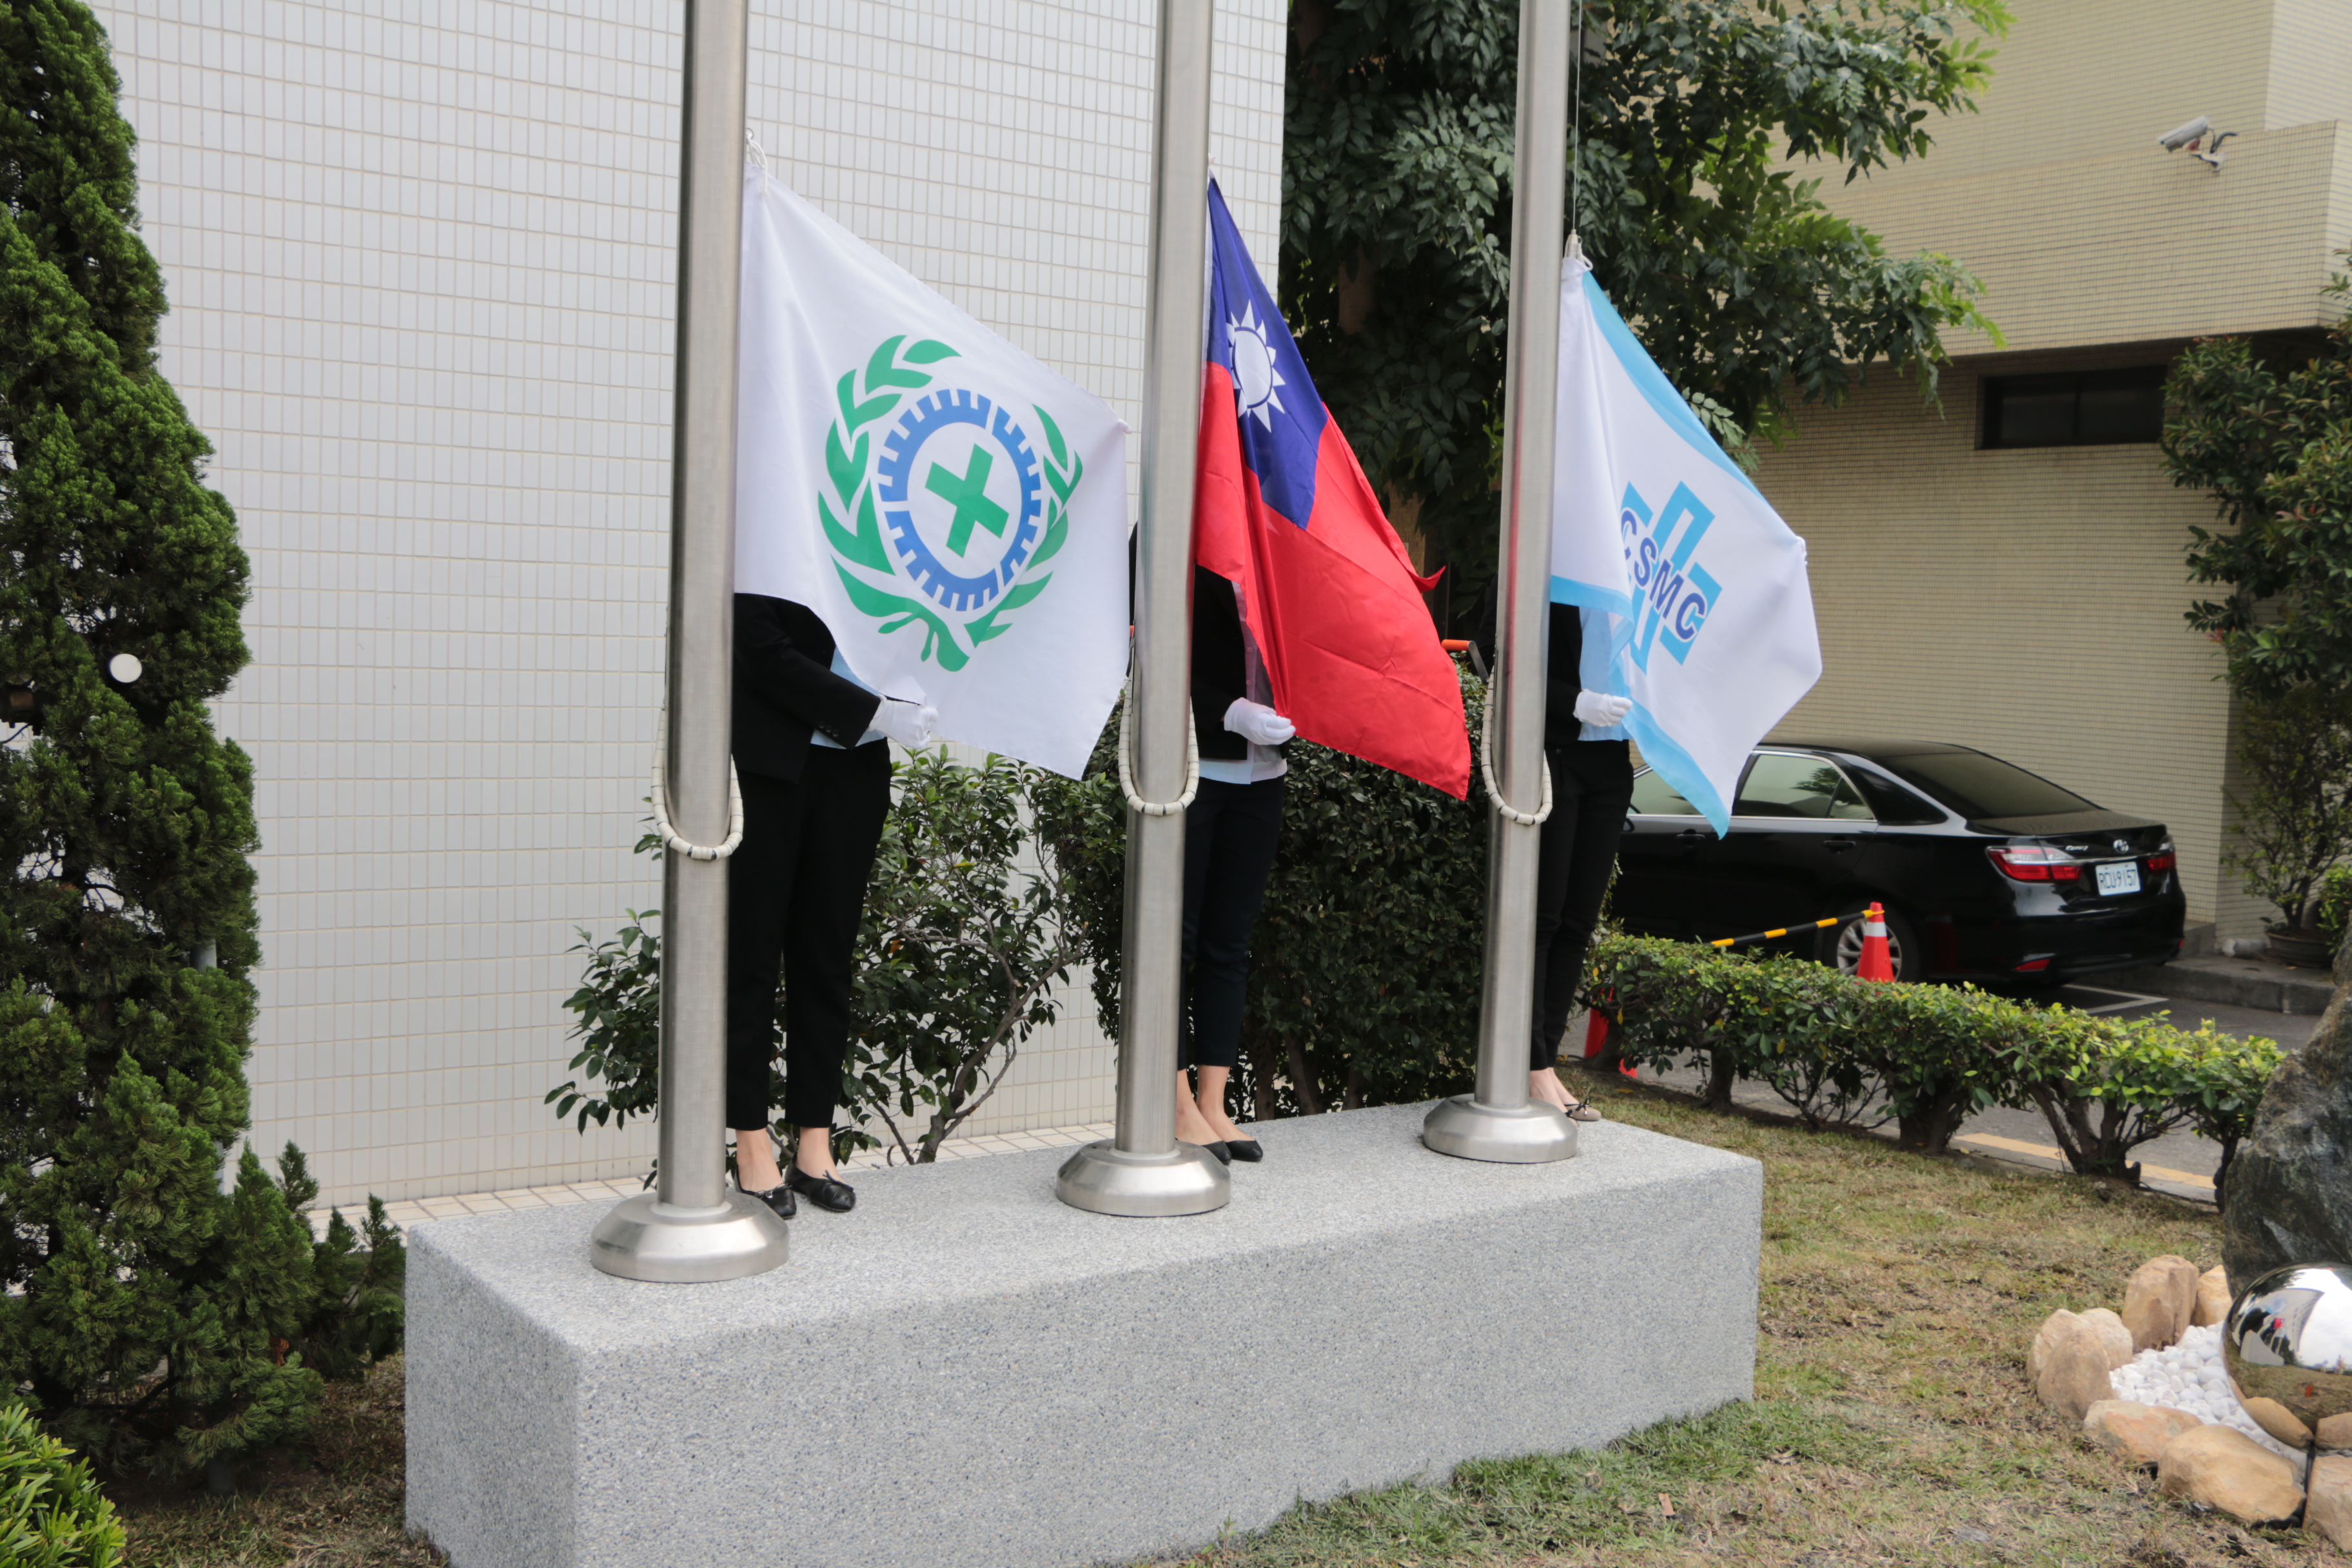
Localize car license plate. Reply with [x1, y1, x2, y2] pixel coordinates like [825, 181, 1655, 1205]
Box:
[2095, 861, 2141, 897]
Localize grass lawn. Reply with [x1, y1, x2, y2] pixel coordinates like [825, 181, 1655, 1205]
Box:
[107, 1353, 443, 1568]
[110, 1086, 2335, 1567]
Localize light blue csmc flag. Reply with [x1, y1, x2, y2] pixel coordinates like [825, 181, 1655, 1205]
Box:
[1547, 253, 1823, 835]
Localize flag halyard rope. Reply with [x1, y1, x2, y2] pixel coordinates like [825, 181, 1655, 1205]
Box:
[651, 707, 746, 861]
[1115, 665, 1200, 818]
[1478, 665, 1554, 827]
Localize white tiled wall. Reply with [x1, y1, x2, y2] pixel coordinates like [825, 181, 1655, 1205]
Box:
[95, 0, 1287, 1208]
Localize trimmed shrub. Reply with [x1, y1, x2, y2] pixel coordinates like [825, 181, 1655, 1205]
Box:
[2, 0, 399, 1481]
[554, 749, 1084, 1166]
[2118, 1022, 2280, 1206]
[1588, 934, 2281, 1199]
[1589, 936, 2010, 1150]
[0, 1400, 124, 1568]
[1032, 666, 1491, 1118]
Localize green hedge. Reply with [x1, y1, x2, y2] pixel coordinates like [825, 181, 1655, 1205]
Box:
[1032, 667, 1493, 1117]
[1587, 935, 2282, 1201]
[556, 750, 1088, 1168]
[0, 1402, 123, 1568]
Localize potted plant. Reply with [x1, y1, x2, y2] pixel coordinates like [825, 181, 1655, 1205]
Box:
[2224, 684, 2352, 965]
[2315, 863, 2352, 958]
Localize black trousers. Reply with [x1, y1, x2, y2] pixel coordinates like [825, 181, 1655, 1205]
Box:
[1179, 774, 1286, 1071]
[1530, 740, 1634, 1069]
[725, 743, 892, 1132]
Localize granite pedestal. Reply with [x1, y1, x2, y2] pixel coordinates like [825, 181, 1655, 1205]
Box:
[406, 1101, 1761, 1568]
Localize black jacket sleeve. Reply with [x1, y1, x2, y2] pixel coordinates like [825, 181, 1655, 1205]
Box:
[1544, 602, 1588, 750]
[732, 594, 885, 782]
[1191, 566, 1250, 762]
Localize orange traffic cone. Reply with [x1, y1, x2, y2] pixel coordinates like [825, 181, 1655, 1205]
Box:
[1581, 1005, 1639, 1079]
[1856, 902, 1896, 983]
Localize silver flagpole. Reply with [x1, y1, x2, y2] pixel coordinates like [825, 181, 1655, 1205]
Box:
[1056, 0, 1228, 1217]
[1422, 0, 1578, 1165]
[591, 0, 790, 1278]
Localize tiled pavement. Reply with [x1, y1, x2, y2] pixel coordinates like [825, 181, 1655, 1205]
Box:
[311, 1122, 1115, 1237]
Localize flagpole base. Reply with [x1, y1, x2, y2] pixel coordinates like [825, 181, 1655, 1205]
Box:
[1055, 1141, 1230, 1217]
[588, 1191, 790, 1283]
[1421, 1097, 1580, 1164]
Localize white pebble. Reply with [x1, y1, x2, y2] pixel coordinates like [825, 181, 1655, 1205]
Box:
[2104, 1325, 2297, 1458]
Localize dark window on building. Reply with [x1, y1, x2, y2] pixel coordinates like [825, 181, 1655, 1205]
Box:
[1979, 368, 2166, 448]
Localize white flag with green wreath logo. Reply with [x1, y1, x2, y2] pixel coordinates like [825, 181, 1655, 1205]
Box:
[735, 166, 1130, 778]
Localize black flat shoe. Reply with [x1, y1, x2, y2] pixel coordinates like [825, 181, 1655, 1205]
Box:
[738, 1179, 796, 1220]
[1184, 1139, 1231, 1166]
[1224, 1138, 1263, 1162]
[785, 1166, 857, 1213]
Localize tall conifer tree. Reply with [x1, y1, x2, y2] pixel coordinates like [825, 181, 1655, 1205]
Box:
[0, 0, 389, 1478]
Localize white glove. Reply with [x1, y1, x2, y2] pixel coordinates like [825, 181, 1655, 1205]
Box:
[1223, 698, 1295, 747]
[1572, 689, 1632, 728]
[871, 697, 938, 747]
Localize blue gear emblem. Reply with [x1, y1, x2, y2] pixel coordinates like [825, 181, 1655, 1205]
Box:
[875, 389, 1043, 614]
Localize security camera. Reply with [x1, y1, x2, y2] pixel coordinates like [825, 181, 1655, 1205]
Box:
[2157, 115, 2211, 152]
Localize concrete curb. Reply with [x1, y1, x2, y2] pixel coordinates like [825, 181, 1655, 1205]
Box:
[2105, 956, 2337, 1017]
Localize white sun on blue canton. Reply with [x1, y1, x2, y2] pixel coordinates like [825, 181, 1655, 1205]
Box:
[1226, 302, 1288, 430]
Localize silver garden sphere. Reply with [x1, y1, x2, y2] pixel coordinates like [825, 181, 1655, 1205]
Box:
[2223, 1262, 2352, 1450]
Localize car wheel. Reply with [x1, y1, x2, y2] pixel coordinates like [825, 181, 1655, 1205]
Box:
[1819, 903, 1925, 982]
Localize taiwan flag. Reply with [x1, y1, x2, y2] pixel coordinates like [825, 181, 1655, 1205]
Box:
[1193, 182, 1471, 798]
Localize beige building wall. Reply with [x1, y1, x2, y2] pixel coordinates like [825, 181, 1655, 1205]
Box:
[1821, 119, 2346, 355]
[2269, 0, 2352, 131]
[1783, 0, 2352, 357]
[1752, 353, 2264, 937]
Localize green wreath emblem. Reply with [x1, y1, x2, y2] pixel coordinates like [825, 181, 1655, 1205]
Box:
[821, 334, 1084, 672]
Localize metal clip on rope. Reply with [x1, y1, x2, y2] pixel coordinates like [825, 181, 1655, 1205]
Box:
[1116, 672, 1199, 818]
[651, 707, 745, 861]
[1478, 665, 1554, 827]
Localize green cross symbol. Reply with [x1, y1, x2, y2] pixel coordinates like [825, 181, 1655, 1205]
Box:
[926, 446, 1009, 554]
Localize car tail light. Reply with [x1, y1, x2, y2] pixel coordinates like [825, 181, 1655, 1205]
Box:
[1987, 845, 2082, 882]
[2146, 839, 2176, 873]
[2014, 956, 2053, 972]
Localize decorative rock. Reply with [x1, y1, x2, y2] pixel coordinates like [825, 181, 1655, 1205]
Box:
[2193, 1266, 2231, 1328]
[2124, 1255, 2200, 1351]
[2084, 1400, 2201, 1464]
[2320, 1411, 2352, 1449]
[2241, 1395, 2315, 1447]
[2080, 1307, 2137, 1369]
[2223, 928, 2352, 1284]
[2030, 1309, 2086, 1381]
[2311, 1455, 2352, 1551]
[2038, 1333, 2115, 1423]
[2157, 1424, 2305, 1524]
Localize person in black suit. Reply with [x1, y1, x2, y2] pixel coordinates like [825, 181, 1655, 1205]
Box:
[727, 593, 934, 1217]
[1528, 602, 1632, 1121]
[1172, 567, 1291, 1164]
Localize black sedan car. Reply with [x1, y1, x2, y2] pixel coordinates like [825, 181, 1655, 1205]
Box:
[1612, 740, 2186, 983]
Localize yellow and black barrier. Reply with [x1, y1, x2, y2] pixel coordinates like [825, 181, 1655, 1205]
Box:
[1707, 915, 1844, 950]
